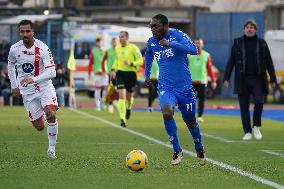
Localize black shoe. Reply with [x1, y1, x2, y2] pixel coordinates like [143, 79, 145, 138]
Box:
[120, 119, 126, 127]
[126, 109, 131, 120]
[171, 150, 183, 165]
[196, 146, 206, 166]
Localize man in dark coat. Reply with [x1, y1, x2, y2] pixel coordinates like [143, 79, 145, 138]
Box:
[223, 19, 277, 140]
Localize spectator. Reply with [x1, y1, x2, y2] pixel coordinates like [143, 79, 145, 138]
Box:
[0, 65, 11, 105]
[52, 63, 69, 107]
[0, 38, 11, 69]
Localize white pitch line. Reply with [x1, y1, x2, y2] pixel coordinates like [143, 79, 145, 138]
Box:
[70, 108, 284, 189]
[260, 150, 284, 158]
[201, 132, 235, 143]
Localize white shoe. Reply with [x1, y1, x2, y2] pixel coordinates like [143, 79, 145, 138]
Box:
[242, 133, 252, 140]
[47, 146, 57, 159]
[253, 126, 262, 140]
[171, 150, 183, 165]
[197, 117, 204, 123]
[108, 105, 114, 113]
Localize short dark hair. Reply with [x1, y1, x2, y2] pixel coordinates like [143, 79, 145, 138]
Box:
[120, 31, 129, 38]
[152, 14, 168, 25]
[244, 19, 257, 30]
[18, 20, 33, 29]
[96, 38, 102, 43]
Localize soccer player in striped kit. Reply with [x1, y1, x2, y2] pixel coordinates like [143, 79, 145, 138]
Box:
[7, 20, 59, 159]
[145, 14, 206, 165]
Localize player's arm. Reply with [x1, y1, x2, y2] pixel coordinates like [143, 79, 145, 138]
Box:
[101, 52, 108, 73]
[131, 46, 143, 67]
[144, 41, 154, 85]
[207, 55, 217, 89]
[31, 47, 56, 83]
[7, 49, 18, 89]
[169, 31, 197, 55]
[7, 49, 20, 96]
[88, 52, 94, 78]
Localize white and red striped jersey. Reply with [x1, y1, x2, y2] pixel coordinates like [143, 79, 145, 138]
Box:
[8, 38, 56, 95]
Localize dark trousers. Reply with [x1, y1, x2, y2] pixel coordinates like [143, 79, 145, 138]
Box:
[192, 84, 206, 117]
[148, 79, 158, 107]
[238, 77, 264, 134]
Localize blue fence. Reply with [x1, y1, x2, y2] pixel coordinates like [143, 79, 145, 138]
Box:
[196, 12, 264, 97]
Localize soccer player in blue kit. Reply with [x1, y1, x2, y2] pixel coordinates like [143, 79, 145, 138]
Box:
[145, 14, 206, 165]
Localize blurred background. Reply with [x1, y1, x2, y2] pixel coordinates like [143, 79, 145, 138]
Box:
[0, 0, 284, 106]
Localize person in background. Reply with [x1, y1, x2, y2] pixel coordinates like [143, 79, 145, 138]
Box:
[110, 31, 143, 127]
[0, 38, 11, 70]
[101, 37, 117, 113]
[147, 58, 158, 112]
[88, 38, 108, 111]
[0, 65, 11, 105]
[223, 19, 277, 140]
[188, 38, 217, 122]
[52, 63, 69, 107]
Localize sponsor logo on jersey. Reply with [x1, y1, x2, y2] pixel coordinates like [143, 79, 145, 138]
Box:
[22, 63, 34, 73]
[154, 48, 174, 61]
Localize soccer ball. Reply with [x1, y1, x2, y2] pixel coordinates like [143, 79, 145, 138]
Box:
[126, 150, 148, 172]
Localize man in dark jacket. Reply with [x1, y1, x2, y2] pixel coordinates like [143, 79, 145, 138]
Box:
[223, 19, 277, 140]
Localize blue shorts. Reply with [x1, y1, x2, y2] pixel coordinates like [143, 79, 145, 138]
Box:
[158, 87, 196, 122]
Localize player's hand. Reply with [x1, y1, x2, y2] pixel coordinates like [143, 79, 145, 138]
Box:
[145, 78, 151, 87]
[211, 82, 217, 90]
[223, 80, 229, 88]
[110, 71, 116, 80]
[20, 77, 34, 87]
[11, 88, 20, 97]
[159, 39, 169, 46]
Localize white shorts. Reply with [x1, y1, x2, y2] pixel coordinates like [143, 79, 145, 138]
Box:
[22, 85, 58, 121]
[94, 74, 109, 88]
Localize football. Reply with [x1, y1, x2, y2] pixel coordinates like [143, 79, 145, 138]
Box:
[126, 150, 148, 172]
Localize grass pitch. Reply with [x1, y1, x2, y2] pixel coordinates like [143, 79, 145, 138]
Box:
[0, 107, 283, 189]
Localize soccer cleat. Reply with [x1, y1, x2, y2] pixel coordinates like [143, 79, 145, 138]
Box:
[126, 109, 131, 120]
[108, 105, 114, 113]
[197, 117, 204, 123]
[196, 146, 206, 166]
[148, 107, 153, 112]
[120, 119, 126, 128]
[171, 150, 183, 165]
[252, 126, 262, 140]
[242, 133, 252, 140]
[47, 146, 57, 159]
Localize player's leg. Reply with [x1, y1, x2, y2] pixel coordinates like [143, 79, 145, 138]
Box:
[44, 106, 58, 159]
[23, 93, 45, 131]
[159, 89, 182, 165]
[197, 84, 206, 122]
[125, 71, 137, 120]
[177, 91, 206, 165]
[94, 75, 102, 111]
[41, 86, 59, 159]
[116, 71, 127, 127]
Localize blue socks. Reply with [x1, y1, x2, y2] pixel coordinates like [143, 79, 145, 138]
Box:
[164, 118, 182, 152]
[188, 122, 203, 151]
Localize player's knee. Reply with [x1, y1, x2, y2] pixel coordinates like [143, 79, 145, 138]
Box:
[163, 111, 173, 120]
[185, 120, 196, 129]
[32, 117, 45, 131]
[45, 111, 56, 123]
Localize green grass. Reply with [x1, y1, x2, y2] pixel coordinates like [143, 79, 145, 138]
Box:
[0, 107, 283, 189]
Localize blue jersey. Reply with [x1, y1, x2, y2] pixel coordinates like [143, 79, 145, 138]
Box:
[145, 29, 197, 93]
